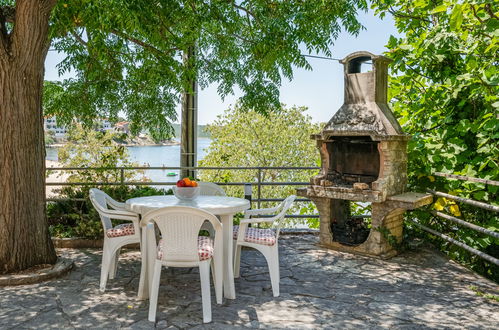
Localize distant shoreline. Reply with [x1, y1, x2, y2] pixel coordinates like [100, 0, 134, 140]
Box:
[46, 140, 181, 148]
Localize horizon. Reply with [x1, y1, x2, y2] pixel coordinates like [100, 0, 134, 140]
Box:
[44, 9, 398, 125]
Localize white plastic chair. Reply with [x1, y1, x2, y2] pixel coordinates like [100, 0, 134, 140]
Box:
[89, 188, 141, 292]
[143, 206, 223, 323]
[198, 182, 226, 235]
[233, 195, 296, 297]
[198, 182, 226, 196]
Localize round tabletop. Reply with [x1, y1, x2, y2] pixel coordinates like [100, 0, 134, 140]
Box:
[126, 195, 250, 215]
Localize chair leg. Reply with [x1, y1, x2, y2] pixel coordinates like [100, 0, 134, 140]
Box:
[233, 243, 242, 278]
[100, 247, 112, 292]
[210, 259, 219, 303]
[263, 246, 280, 297]
[199, 261, 212, 323]
[109, 248, 121, 280]
[148, 261, 163, 322]
[212, 255, 223, 304]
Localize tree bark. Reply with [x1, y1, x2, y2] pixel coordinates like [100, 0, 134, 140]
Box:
[180, 46, 198, 179]
[0, 0, 57, 274]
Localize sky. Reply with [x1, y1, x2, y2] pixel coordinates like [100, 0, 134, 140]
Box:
[44, 9, 398, 125]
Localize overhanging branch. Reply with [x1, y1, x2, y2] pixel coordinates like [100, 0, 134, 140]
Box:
[109, 29, 179, 57]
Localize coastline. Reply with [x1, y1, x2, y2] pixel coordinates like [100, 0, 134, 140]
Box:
[46, 140, 180, 148]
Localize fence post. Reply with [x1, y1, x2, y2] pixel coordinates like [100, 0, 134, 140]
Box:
[244, 183, 252, 206]
[120, 168, 124, 187]
[257, 168, 262, 209]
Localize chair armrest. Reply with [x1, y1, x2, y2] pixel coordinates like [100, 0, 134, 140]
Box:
[107, 198, 127, 211]
[244, 206, 280, 217]
[103, 209, 139, 222]
[240, 217, 275, 225]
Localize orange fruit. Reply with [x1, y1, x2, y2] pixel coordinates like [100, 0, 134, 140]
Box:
[192, 181, 198, 187]
[183, 178, 192, 186]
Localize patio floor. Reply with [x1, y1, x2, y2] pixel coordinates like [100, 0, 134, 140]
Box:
[1, 234, 498, 329]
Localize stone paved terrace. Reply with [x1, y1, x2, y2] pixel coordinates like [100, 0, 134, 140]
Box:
[1, 234, 498, 329]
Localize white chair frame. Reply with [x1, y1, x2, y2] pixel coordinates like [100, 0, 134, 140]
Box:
[89, 188, 141, 292]
[142, 206, 223, 323]
[233, 195, 296, 297]
[198, 182, 226, 235]
[198, 182, 226, 196]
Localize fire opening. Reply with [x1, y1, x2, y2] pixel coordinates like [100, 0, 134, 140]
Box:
[326, 136, 380, 187]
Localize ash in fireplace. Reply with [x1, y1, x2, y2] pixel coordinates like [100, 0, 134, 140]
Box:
[332, 217, 370, 246]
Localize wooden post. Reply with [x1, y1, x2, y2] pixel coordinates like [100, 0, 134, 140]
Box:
[180, 46, 198, 179]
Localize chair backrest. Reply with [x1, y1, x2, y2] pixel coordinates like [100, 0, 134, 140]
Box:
[273, 195, 296, 238]
[142, 206, 222, 263]
[89, 188, 114, 230]
[197, 182, 226, 196]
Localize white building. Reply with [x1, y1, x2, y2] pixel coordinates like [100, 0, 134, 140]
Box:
[44, 117, 116, 138]
[44, 117, 68, 138]
[100, 119, 113, 131]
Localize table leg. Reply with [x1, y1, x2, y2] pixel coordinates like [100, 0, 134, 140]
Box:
[220, 214, 236, 299]
[137, 226, 149, 300]
[138, 223, 155, 300]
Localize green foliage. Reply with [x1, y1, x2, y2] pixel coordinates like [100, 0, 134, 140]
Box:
[198, 104, 321, 227]
[372, 0, 498, 281]
[44, 131, 56, 146]
[43, 0, 368, 138]
[48, 124, 167, 238]
[58, 124, 146, 184]
[48, 185, 167, 239]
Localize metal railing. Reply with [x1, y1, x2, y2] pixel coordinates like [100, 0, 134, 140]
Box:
[409, 172, 499, 266]
[45, 165, 320, 219]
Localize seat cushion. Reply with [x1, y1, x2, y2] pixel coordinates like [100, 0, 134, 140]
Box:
[106, 223, 135, 238]
[233, 226, 277, 246]
[157, 236, 214, 261]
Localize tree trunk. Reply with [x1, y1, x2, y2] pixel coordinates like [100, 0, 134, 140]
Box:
[180, 46, 198, 179]
[0, 0, 57, 273]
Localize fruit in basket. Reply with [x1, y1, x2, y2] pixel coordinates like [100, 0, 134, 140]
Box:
[177, 178, 198, 187]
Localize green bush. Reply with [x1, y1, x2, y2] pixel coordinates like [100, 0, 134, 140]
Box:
[48, 185, 170, 239]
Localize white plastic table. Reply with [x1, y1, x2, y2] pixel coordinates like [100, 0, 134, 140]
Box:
[126, 195, 250, 300]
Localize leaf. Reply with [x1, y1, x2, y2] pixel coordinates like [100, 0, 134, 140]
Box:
[431, 5, 449, 14]
[450, 4, 464, 30]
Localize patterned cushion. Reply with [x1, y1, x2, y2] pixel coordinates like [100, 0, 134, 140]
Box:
[157, 236, 214, 261]
[106, 223, 135, 238]
[233, 226, 276, 246]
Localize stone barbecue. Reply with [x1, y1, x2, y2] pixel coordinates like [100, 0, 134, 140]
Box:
[297, 51, 432, 258]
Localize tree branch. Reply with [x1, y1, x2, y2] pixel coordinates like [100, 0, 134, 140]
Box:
[470, 5, 483, 23]
[388, 7, 431, 23]
[109, 29, 179, 57]
[485, 4, 498, 20]
[232, 2, 258, 21]
[70, 30, 87, 47]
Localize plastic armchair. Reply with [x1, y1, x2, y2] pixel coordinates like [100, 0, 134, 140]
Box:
[198, 182, 226, 196]
[89, 188, 141, 292]
[142, 206, 223, 324]
[233, 195, 296, 297]
[198, 182, 226, 235]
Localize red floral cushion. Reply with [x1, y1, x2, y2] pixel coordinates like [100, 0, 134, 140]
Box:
[157, 236, 214, 261]
[233, 226, 276, 246]
[106, 223, 135, 238]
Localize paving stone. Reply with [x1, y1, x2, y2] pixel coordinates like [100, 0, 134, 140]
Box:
[0, 235, 498, 329]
